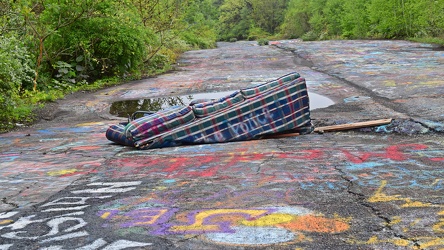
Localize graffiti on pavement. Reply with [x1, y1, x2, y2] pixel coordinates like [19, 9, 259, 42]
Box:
[98, 204, 350, 246]
[349, 180, 444, 249]
[0, 181, 152, 249]
[104, 142, 443, 191]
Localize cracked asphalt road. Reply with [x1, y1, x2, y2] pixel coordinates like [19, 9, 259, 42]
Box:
[0, 40, 443, 249]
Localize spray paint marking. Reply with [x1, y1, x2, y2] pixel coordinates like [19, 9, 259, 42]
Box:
[0, 182, 151, 249]
[359, 180, 444, 249]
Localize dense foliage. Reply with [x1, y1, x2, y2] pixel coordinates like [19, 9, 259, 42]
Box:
[217, 0, 444, 41]
[1, 0, 443, 131]
[0, 0, 218, 131]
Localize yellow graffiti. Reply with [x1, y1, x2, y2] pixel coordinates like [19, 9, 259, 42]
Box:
[419, 237, 444, 249]
[101, 212, 112, 219]
[365, 182, 444, 249]
[420, 80, 444, 85]
[368, 181, 404, 202]
[385, 216, 402, 226]
[432, 179, 443, 187]
[433, 210, 444, 234]
[401, 200, 436, 208]
[409, 218, 421, 227]
[384, 80, 397, 87]
[134, 209, 169, 226]
[0, 219, 12, 225]
[75, 122, 104, 127]
[240, 213, 294, 226]
[364, 236, 410, 247]
[354, 235, 444, 249]
[368, 180, 440, 208]
[47, 168, 78, 176]
[170, 209, 268, 232]
[240, 213, 350, 234]
[432, 220, 444, 233]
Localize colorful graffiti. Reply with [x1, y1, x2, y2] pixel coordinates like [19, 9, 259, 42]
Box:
[1, 141, 443, 249]
[0, 180, 352, 248]
[0, 181, 153, 249]
[347, 180, 444, 249]
[101, 142, 443, 192]
[97, 197, 350, 246]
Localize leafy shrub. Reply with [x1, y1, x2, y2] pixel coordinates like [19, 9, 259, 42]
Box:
[248, 27, 270, 41]
[0, 34, 36, 129]
[257, 38, 269, 46]
[301, 30, 319, 41]
[45, 16, 151, 81]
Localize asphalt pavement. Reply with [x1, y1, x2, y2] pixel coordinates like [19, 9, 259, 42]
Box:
[0, 40, 443, 249]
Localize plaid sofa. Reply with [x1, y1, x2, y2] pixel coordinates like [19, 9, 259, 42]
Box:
[106, 124, 134, 146]
[124, 105, 195, 142]
[191, 91, 245, 118]
[105, 72, 312, 149]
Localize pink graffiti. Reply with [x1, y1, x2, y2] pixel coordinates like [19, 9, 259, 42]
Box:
[341, 144, 428, 163]
[107, 143, 432, 179]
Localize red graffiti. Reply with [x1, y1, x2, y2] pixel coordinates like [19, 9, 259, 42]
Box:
[341, 144, 428, 163]
[107, 144, 432, 179]
[431, 158, 444, 162]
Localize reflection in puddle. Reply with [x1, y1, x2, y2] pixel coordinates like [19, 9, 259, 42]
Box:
[110, 91, 334, 118]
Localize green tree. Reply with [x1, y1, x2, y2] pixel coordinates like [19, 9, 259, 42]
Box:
[323, 0, 344, 37]
[1, 0, 24, 35]
[20, 0, 93, 90]
[307, 0, 328, 39]
[280, 0, 311, 38]
[18, 0, 153, 89]
[340, 0, 369, 38]
[178, 0, 218, 48]
[0, 35, 35, 128]
[218, 0, 252, 40]
[367, 0, 411, 38]
[249, 0, 288, 34]
[408, 0, 444, 38]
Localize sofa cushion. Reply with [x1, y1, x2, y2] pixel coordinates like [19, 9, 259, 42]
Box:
[124, 105, 195, 141]
[106, 124, 134, 146]
[192, 91, 245, 117]
[241, 72, 300, 99]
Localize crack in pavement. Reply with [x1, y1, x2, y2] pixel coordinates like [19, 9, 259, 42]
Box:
[275, 45, 444, 137]
[334, 164, 421, 248]
[1, 197, 19, 209]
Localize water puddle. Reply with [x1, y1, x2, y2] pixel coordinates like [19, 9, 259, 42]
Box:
[110, 91, 334, 118]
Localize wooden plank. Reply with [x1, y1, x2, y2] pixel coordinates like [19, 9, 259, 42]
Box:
[314, 118, 392, 132]
[264, 118, 392, 139]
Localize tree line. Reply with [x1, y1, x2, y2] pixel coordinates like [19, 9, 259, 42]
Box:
[1, 0, 443, 131]
[219, 0, 444, 41]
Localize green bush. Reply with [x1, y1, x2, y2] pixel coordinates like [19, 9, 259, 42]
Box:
[257, 38, 269, 46]
[0, 35, 36, 130]
[45, 16, 152, 82]
[301, 30, 320, 41]
[248, 26, 270, 41]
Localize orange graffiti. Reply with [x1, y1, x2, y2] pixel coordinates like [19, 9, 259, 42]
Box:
[72, 146, 102, 151]
[279, 215, 349, 233]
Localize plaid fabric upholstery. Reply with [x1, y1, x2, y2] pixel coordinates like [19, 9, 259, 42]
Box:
[106, 124, 134, 146]
[192, 91, 245, 117]
[241, 72, 300, 99]
[136, 77, 312, 149]
[124, 105, 195, 141]
[189, 99, 213, 106]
